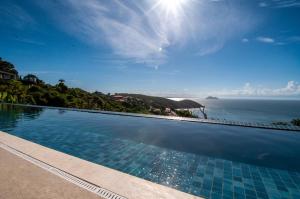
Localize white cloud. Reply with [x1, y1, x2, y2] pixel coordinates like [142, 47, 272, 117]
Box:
[129, 81, 300, 99]
[255, 35, 300, 46]
[254, 35, 300, 46]
[256, 36, 275, 43]
[36, 0, 257, 66]
[207, 81, 300, 97]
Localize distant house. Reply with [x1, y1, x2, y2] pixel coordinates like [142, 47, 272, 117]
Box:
[151, 108, 161, 114]
[112, 95, 125, 102]
[0, 58, 19, 81]
[165, 107, 171, 113]
[22, 74, 39, 84]
[0, 70, 17, 80]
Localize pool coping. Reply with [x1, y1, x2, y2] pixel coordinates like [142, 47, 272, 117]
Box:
[1, 103, 300, 132]
[0, 131, 201, 199]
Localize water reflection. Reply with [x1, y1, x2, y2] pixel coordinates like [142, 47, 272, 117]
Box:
[0, 104, 44, 129]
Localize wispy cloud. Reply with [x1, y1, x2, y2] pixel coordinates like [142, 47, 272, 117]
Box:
[0, 3, 35, 29]
[36, 0, 257, 66]
[13, 38, 45, 46]
[258, 0, 300, 8]
[258, 2, 268, 7]
[197, 42, 225, 56]
[19, 70, 64, 76]
[242, 38, 249, 43]
[273, 0, 300, 8]
[256, 36, 275, 43]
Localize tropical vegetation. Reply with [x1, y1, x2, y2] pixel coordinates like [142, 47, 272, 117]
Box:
[0, 58, 201, 118]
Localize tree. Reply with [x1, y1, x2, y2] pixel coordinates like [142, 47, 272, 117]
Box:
[22, 74, 43, 84]
[0, 58, 18, 75]
[59, 79, 65, 84]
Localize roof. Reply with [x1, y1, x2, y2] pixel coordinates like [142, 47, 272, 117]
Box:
[112, 95, 124, 98]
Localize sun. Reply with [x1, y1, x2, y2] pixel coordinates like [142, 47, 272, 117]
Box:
[157, 0, 187, 16]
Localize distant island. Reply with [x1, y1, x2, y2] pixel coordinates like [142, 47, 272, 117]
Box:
[0, 58, 203, 118]
[206, 96, 219, 100]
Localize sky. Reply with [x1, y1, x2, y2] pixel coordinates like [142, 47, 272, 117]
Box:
[0, 0, 300, 99]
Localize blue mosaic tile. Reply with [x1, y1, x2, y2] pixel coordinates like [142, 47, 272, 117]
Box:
[52, 134, 300, 199]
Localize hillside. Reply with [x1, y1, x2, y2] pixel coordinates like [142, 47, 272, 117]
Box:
[118, 94, 203, 109]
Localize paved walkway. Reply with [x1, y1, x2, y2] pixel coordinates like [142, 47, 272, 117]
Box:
[0, 148, 102, 199]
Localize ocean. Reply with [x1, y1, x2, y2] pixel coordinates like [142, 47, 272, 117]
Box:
[190, 99, 300, 124]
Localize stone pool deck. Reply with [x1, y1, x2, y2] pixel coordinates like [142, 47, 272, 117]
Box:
[0, 131, 201, 199]
[0, 148, 103, 199]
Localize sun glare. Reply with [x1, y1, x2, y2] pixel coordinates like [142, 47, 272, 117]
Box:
[157, 0, 187, 16]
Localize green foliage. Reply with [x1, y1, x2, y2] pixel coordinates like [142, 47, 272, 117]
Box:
[0, 92, 7, 100]
[175, 110, 198, 118]
[291, 119, 300, 126]
[56, 82, 68, 93]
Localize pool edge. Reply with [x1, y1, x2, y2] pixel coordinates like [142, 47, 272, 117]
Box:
[0, 131, 202, 199]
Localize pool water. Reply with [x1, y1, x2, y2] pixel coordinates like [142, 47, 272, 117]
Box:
[0, 104, 299, 199]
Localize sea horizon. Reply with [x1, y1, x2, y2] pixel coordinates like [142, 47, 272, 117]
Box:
[169, 97, 300, 101]
[181, 98, 300, 124]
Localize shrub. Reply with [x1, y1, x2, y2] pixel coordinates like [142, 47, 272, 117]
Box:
[291, 119, 300, 126]
[175, 109, 198, 118]
[272, 121, 288, 126]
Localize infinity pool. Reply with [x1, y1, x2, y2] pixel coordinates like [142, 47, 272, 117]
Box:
[0, 104, 299, 199]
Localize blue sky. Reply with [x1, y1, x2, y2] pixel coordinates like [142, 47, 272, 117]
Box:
[0, 0, 300, 99]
